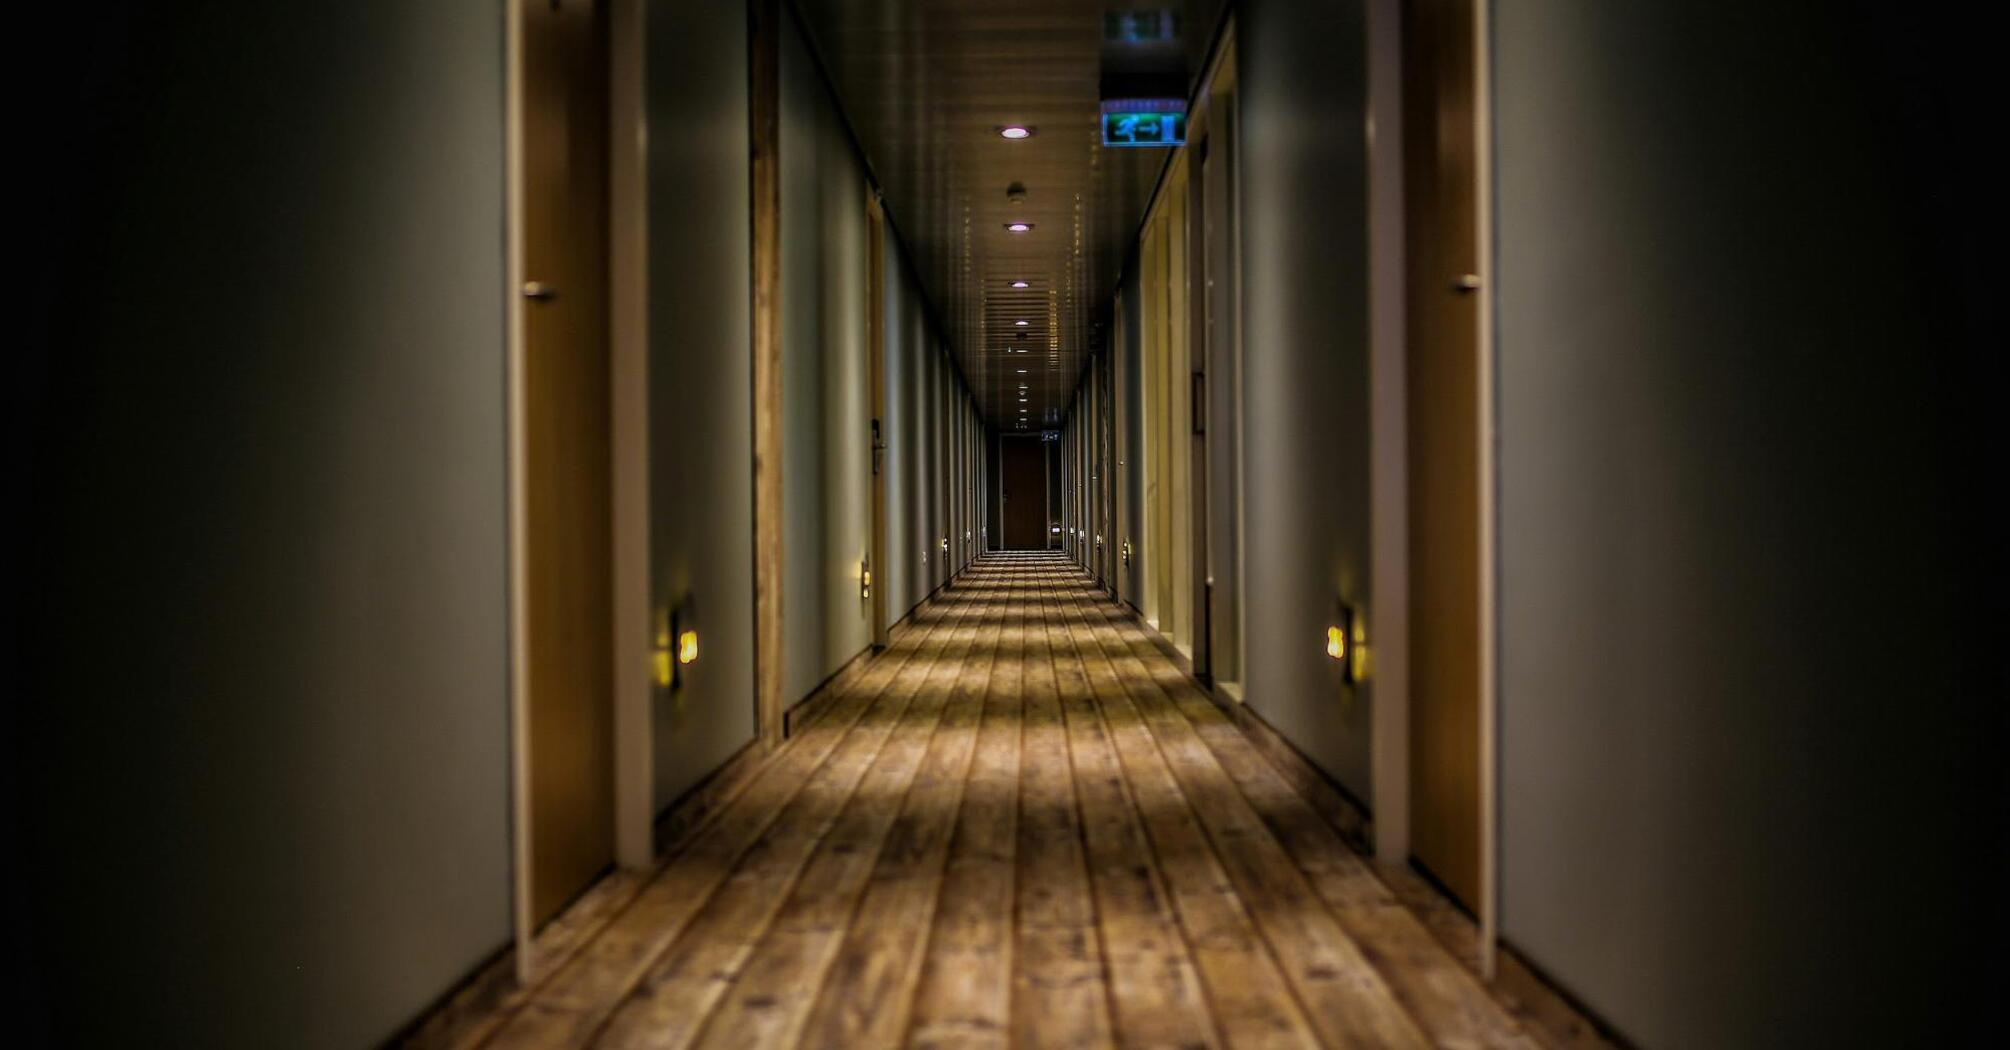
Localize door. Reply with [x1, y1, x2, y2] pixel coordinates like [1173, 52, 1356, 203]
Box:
[1199, 44, 1243, 692]
[522, 0, 612, 928]
[1000, 436, 1048, 549]
[866, 191, 889, 646]
[1406, 0, 1482, 909]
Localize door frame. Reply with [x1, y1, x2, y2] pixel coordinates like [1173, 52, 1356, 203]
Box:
[505, 0, 653, 981]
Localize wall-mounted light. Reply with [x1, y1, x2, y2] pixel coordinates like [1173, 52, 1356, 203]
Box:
[655, 599, 700, 692]
[652, 608, 674, 689]
[1326, 599, 1363, 686]
[1121, 540, 1132, 565]
[860, 556, 872, 601]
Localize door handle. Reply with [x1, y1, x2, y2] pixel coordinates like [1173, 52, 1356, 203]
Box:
[1451, 274, 1481, 294]
[523, 281, 559, 302]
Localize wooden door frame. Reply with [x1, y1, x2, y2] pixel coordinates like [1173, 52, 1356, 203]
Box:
[1370, 0, 1499, 977]
[506, 0, 653, 981]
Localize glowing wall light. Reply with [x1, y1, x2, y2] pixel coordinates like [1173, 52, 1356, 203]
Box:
[1326, 599, 1363, 686]
[655, 599, 700, 692]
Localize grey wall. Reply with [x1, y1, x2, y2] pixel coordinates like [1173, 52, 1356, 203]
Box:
[647, 0, 757, 809]
[1235, 0, 1375, 799]
[780, 11, 872, 704]
[882, 242, 975, 617]
[20, 4, 511, 1045]
[1494, 3, 1999, 1044]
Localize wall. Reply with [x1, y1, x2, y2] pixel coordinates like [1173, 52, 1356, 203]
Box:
[880, 243, 978, 616]
[1493, 3, 2000, 1044]
[646, 0, 757, 810]
[779, 12, 871, 706]
[1233, 0, 1375, 798]
[18, 4, 511, 1045]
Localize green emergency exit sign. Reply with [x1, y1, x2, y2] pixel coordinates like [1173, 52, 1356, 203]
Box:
[1101, 100, 1187, 148]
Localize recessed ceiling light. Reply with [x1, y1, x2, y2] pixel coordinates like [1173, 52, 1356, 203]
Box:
[1005, 222, 1033, 233]
[1015, 320, 1029, 326]
[1010, 280, 1030, 288]
[998, 125, 1033, 140]
[1017, 369, 1028, 373]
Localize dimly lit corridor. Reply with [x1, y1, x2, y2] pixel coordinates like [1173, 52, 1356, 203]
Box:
[15, 1, 2001, 1047]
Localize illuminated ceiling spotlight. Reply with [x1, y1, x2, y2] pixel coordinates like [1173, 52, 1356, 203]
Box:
[1010, 279, 1031, 289]
[1005, 222, 1034, 233]
[998, 124, 1034, 140]
[1015, 320, 1029, 326]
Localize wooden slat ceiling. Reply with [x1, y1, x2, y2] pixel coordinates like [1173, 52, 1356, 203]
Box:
[794, 0, 1224, 429]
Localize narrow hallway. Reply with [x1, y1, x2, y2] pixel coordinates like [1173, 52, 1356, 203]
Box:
[430, 555, 1559, 1049]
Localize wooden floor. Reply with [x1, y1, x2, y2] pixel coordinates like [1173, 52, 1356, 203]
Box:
[417, 553, 1590, 1050]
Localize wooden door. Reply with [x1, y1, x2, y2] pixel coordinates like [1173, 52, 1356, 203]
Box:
[522, 0, 612, 928]
[1000, 436, 1048, 549]
[1405, 0, 1482, 909]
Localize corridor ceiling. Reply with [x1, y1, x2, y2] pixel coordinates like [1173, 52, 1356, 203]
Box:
[794, 0, 1227, 429]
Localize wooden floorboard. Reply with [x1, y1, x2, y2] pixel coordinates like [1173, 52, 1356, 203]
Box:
[906, 562, 1028, 1050]
[1046, 569, 1221, 1048]
[1008, 566, 1115, 1049]
[409, 553, 1601, 1050]
[795, 563, 1003, 1050]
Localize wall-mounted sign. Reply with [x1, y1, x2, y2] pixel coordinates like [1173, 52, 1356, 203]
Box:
[1103, 9, 1181, 47]
[1101, 99, 1186, 148]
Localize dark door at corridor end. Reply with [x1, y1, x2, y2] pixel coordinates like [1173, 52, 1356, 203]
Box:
[1000, 435, 1048, 549]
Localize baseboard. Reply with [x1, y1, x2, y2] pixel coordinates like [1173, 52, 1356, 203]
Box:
[1221, 691, 1376, 855]
[1119, 603, 1376, 856]
[782, 645, 876, 738]
[651, 736, 771, 857]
